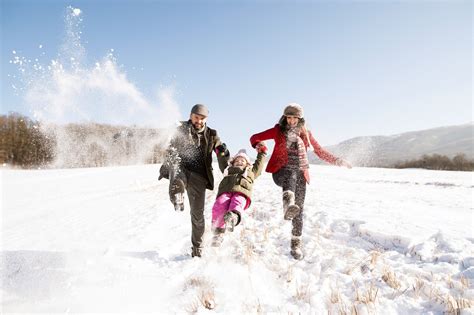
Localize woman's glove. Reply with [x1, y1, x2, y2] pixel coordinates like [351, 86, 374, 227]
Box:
[255, 141, 268, 154]
[336, 158, 352, 169]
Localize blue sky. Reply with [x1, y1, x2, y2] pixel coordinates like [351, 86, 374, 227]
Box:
[1, 0, 472, 151]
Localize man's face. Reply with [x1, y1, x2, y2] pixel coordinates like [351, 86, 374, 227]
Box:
[190, 113, 207, 130]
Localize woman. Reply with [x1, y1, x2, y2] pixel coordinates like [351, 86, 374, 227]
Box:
[250, 103, 351, 259]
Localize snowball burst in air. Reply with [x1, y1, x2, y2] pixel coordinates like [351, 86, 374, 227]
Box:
[72, 8, 81, 16]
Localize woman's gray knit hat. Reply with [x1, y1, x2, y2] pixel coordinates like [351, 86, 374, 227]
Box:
[283, 103, 304, 118]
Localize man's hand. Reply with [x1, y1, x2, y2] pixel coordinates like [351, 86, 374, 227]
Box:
[215, 143, 229, 157]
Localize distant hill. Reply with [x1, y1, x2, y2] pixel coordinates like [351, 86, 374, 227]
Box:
[310, 123, 474, 166]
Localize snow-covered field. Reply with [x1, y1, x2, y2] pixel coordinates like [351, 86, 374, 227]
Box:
[1, 164, 473, 313]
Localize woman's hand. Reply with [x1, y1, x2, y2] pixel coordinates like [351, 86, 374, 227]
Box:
[255, 141, 268, 154]
[336, 158, 352, 169]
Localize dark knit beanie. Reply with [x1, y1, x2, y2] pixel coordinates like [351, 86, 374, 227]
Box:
[191, 104, 209, 117]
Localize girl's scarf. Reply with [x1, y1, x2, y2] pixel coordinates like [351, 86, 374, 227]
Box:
[223, 165, 250, 178]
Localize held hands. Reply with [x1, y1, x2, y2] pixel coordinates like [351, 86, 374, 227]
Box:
[215, 143, 230, 157]
[336, 158, 352, 169]
[255, 141, 268, 154]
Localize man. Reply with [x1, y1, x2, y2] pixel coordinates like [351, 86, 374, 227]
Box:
[159, 104, 229, 257]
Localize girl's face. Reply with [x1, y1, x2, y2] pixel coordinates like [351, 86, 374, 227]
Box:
[286, 116, 299, 128]
[233, 156, 247, 167]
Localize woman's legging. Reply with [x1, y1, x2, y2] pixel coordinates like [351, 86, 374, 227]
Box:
[272, 168, 306, 237]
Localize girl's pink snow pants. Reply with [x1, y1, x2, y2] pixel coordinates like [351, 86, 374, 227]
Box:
[211, 192, 249, 229]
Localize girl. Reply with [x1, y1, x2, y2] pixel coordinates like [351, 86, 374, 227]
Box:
[211, 144, 267, 247]
[250, 103, 351, 259]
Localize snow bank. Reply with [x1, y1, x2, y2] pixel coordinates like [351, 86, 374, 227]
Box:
[1, 165, 473, 313]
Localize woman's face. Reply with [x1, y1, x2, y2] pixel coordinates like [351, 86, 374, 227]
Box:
[286, 116, 299, 128]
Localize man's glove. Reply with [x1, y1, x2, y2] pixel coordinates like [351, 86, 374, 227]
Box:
[158, 163, 170, 181]
[215, 143, 230, 157]
[255, 141, 268, 154]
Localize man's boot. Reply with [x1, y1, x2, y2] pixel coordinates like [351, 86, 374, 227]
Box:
[290, 236, 304, 260]
[283, 190, 300, 220]
[211, 228, 225, 247]
[170, 178, 185, 211]
[223, 211, 240, 232]
[191, 246, 202, 258]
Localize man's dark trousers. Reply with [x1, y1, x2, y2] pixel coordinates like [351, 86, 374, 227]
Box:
[182, 171, 208, 249]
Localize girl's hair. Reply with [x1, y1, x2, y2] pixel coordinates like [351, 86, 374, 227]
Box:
[278, 115, 311, 148]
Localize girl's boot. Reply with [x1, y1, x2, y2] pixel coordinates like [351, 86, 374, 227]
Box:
[283, 190, 300, 220]
[211, 228, 225, 247]
[290, 236, 304, 260]
[223, 210, 240, 232]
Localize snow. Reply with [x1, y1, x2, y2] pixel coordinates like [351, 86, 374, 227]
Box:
[9, 6, 180, 129]
[71, 8, 81, 16]
[1, 164, 473, 313]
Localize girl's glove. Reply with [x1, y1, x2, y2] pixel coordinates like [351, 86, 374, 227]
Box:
[255, 142, 268, 154]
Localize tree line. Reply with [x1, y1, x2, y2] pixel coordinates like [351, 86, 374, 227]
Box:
[393, 153, 474, 171]
[0, 113, 168, 168]
[0, 113, 55, 167]
[1, 112, 472, 171]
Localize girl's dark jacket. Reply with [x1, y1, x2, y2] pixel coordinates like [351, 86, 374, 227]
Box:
[250, 124, 339, 184]
[216, 151, 266, 203]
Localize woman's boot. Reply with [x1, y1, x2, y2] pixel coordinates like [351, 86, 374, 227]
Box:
[283, 190, 300, 220]
[290, 236, 303, 260]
